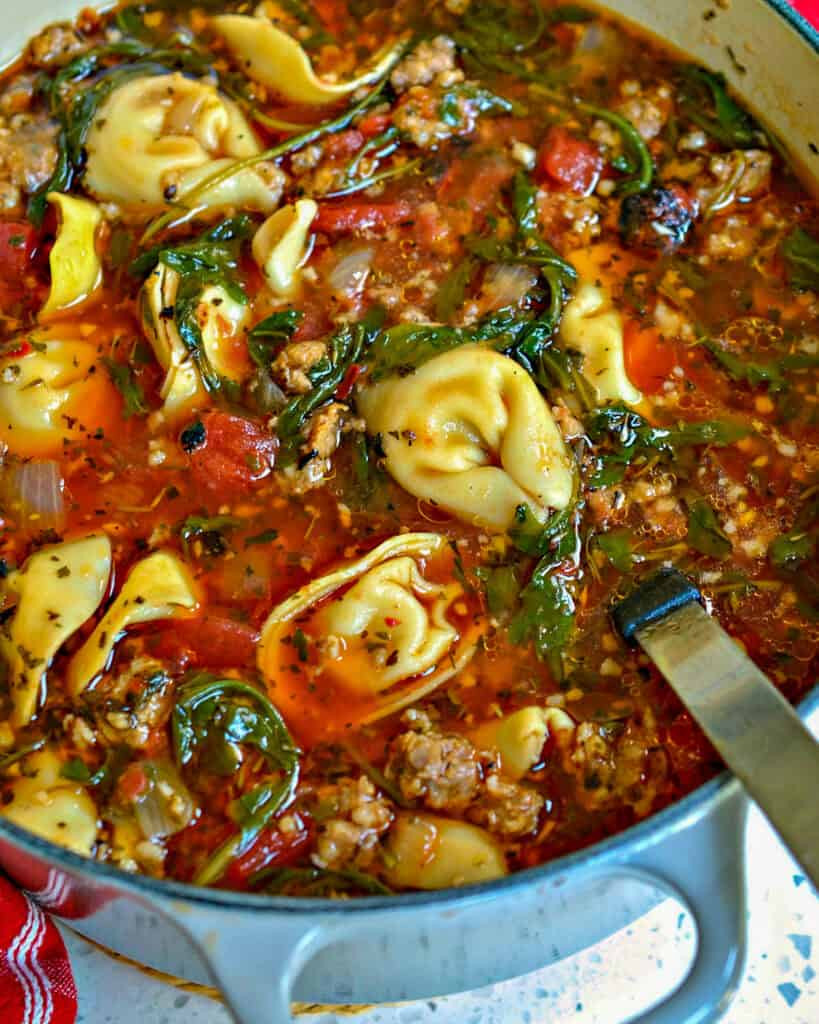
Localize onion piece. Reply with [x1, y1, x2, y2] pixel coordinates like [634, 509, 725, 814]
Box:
[328, 246, 374, 297]
[481, 263, 538, 310]
[133, 759, 198, 840]
[4, 460, 65, 529]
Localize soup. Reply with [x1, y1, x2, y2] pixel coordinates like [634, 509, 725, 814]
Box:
[0, 0, 816, 896]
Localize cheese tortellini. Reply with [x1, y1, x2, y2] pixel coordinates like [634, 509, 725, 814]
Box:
[0, 536, 112, 727]
[141, 263, 250, 419]
[0, 749, 99, 856]
[0, 327, 120, 456]
[252, 198, 317, 297]
[383, 813, 507, 890]
[41, 193, 103, 317]
[213, 15, 403, 105]
[84, 73, 284, 212]
[358, 346, 574, 532]
[67, 551, 200, 697]
[258, 533, 481, 726]
[559, 281, 642, 406]
[471, 706, 576, 780]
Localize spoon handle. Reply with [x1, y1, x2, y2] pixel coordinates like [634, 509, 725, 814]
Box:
[613, 568, 819, 890]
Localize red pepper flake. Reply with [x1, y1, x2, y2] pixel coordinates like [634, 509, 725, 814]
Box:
[335, 362, 364, 401]
[384, 616, 400, 627]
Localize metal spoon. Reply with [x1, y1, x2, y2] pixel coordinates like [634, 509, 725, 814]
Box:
[612, 567, 819, 889]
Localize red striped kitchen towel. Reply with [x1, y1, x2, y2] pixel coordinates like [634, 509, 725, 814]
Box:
[0, 878, 77, 1024]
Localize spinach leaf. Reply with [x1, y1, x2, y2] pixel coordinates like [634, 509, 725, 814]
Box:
[0, 739, 45, 774]
[172, 674, 299, 886]
[173, 674, 298, 777]
[435, 257, 476, 321]
[102, 357, 148, 417]
[439, 82, 515, 127]
[178, 513, 241, 558]
[246, 310, 304, 369]
[587, 404, 749, 486]
[677, 66, 757, 148]
[701, 339, 788, 392]
[507, 501, 581, 676]
[576, 104, 653, 196]
[253, 865, 392, 896]
[596, 528, 634, 572]
[475, 564, 520, 616]
[781, 227, 819, 293]
[686, 498, 732, 559]
[768, 491, 818, 569]
[508, 565, 576, 676]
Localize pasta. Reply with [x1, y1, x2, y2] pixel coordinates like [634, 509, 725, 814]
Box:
[383, 813, 507, 889]
[471, 707, 576, 780]
[358, 345, 574, 531]
[141, 265, 250, 418]
[0, 329, 119, 456]
[559, 282, 643, 406]
[0, 0, 814, 898]
[252, 199, 318, 297]
[258, 533, 482, 729]
[0, 749, 99, 856]
[67, 551, 200, 697]
[40, 193, 103, 317]
[0, 535, 112, 727]
[212, 15, 404, 105]
[84, 74, 283, 212]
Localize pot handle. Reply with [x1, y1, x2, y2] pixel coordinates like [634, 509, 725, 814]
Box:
[168, 908, 331, 1024]
[612, 785, 749, 1024]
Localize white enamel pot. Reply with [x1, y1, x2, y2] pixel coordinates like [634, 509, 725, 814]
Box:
[0, 3, 816, 1023]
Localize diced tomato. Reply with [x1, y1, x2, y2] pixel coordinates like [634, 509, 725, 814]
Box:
[187, 411, 277, 493]
[623, 319, 677, 394]
[335, 362, 364, 401]
[118, 764, 149, 802]
[0, 221, 37, 277]
[663, 712, 719, 787]
[314, 200, 413, 234]
[536, 125, 603, 196]
[323, 129, 364, 159]
[223, 816, 313, 889]
[153, 610, 260, 669]
[313, 0, 348, 36]
[436, 155, 515, 225]
[357, 112, 392, 137]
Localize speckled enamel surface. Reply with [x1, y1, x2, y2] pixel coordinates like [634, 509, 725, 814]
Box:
[64, 800, 817, 1024]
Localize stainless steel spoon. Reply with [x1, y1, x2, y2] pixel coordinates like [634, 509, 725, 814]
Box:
[612, 567, 819, 889]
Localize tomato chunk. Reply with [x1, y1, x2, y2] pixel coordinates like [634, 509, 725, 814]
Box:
[314, 200, 413, 234]
[623, 319, 677, 394]
[186, 411, 276, 493]
[536, 125, 603, 196]
[0, 221, 37, 278]
[223, 817, 313, 889]
[153, 611, 260, 669]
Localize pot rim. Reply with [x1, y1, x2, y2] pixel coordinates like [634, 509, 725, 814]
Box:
[2, 685, 816, 915]
[0, 0, 817, 918]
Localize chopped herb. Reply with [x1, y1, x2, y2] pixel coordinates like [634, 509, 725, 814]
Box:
[102, 357, 148, 417]
[178, 513, 241, 557]
[244, 529, 279, 548]
[292, 628, 310, 663]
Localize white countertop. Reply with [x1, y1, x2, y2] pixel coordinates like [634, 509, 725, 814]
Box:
[63, 799, 818, 1024]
